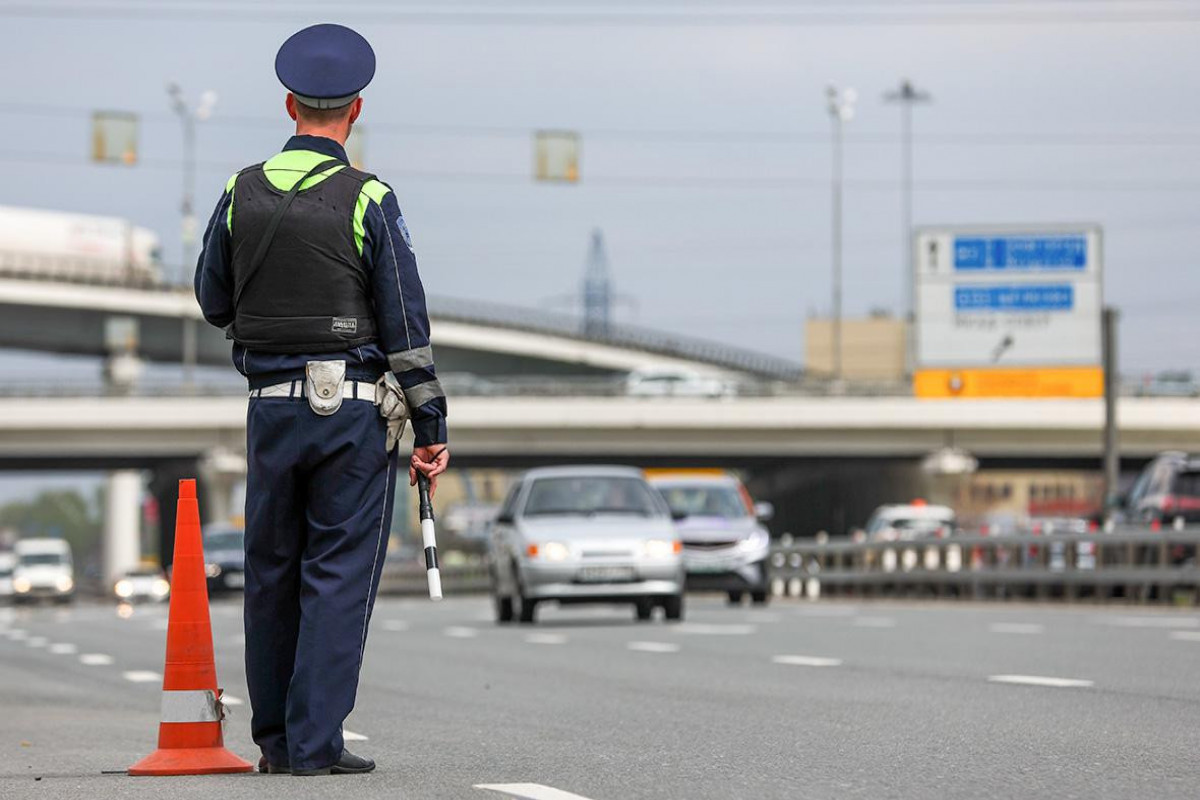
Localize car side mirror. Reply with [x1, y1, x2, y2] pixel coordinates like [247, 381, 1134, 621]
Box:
[670, 510, 689, 523]
[754, 502, 775, 522]
[496, 514, 515, 526]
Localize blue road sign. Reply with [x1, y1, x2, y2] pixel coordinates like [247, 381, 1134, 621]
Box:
[954, 235, 1087, 271]
[954, 284, 1074, 312]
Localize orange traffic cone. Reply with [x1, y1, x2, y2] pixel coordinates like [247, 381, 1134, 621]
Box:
[128, 479, 253, 776]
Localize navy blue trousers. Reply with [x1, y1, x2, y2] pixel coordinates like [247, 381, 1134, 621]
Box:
[243, 396, 398, 771]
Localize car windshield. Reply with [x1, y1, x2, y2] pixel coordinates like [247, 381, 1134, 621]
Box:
[1171, 469, 1200, 499]
[657, 485, 748, 520]
[522, 477, 660, 517]
[204, 530, 244, 551]
[19, 553, 66, 566]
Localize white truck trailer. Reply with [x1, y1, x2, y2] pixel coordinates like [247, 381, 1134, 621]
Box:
[0, 205, 162, 285]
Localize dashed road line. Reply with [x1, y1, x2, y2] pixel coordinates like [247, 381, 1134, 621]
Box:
[25, 636, 48, 647]
[6, 629, 28, 641]
[122, 670, 162, 683]
[445, 626, 479, 639]
[989, 623, 1045, 635]
[524, 633, 567, 645]
[1098, 616, 1200, 629]
[988, 674, 1093, 689]
[1168, 631, 1200, 642]
[772, 655, 843, 668]
[80, 653, 114, 666]
[627, 641, 680, 654]
[48, 643, 77, 655]
[343, 730, 369, 742]
[673, 623, 756, 636]
[475, 783, 596, 800]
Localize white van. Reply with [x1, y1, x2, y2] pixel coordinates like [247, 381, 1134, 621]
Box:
[13, 538, 75, 603]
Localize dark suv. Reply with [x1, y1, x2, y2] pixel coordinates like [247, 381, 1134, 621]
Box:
[1124, 452, 1200, 525]
[202, 525, 245, 593]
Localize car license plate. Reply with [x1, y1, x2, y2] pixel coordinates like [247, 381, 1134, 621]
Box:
[225, 572, 245, 588]
[576, 566, 636, 583]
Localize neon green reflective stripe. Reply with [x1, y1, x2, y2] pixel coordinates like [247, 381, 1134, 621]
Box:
[224, 172, 239, 232]
[354, 178, 392, 256]
[262, 150, 346, 191]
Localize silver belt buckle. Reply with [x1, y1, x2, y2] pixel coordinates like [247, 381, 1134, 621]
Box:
[305, 360, 346, 416]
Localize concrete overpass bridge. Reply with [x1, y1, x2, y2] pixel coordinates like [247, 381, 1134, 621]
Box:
[0, 276, 800, 380]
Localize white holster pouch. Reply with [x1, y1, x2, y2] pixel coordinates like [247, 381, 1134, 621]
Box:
[376, 372, 410, 452]
[305, 360, 346, 416]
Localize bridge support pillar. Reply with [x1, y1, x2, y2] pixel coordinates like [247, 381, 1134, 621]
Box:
[103, 469, 143, 585]
[198, 448, 247, 529]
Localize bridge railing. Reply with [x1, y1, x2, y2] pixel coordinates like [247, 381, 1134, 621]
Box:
[769, 525, 1200, 604]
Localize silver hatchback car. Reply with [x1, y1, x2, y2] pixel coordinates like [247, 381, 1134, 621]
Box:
[488, 466, 686, 624]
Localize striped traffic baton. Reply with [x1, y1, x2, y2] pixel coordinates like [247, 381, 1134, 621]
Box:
[417, 472, 443, 600]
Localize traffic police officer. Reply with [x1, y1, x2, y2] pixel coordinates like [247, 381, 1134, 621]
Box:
[194, 23, 449, 776]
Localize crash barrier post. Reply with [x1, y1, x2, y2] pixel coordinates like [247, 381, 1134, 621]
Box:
[768, 524, 1200, 605]
[128, 479, 253, 776]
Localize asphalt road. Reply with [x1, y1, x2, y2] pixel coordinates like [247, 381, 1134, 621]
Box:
[3, 594, 1200, 799]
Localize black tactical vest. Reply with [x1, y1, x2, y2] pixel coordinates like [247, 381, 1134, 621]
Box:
[228, 161, 378, 354]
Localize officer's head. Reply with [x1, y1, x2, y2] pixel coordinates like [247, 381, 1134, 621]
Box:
[285, 93, 363, 141]
[275, 23, 375, 143]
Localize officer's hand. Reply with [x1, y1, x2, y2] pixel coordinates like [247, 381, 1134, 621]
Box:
[410, 446, 450, 497]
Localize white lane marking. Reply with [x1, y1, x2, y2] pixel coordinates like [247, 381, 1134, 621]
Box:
[122, 670, 162, 683]
[772, 655, 843, 668]
[795, 606, 857, 617]
[221, 694, 245, 706]
[80, 653, 114, 666]
[524, 633, 567, 645]
[627, 641, 680, 654]
[49, 643, 77, 655]
[673, 623, 756, 636]
[382, 620, 410, 632]
[1099, 616, 1200, 629]
[7, 629, 28, 640]
[988, 675, 1094, 689]
[990, 623, 1045, 635]
[475, 783, 597, 800]
[343, 730, 369, 742]
[853, 617, 897, 629]
[444, 626, 478, 639]
[26, 636, 48, 647]
[1168, 631, 1200, 642]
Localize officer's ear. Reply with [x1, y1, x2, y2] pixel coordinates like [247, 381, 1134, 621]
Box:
[285, 93, 299, 122]
[348, 97, 363, 125]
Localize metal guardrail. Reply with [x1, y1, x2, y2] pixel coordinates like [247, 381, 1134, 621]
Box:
[769, 526, 1200, 604]
[377, 561, 491, 596]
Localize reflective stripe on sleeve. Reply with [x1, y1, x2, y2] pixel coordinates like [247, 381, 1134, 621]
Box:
[403, 378, 446, 409]
[160, 689, 223, 723]
[387, 345, 435, 373]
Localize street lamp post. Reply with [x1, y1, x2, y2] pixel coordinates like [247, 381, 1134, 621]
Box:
[167, 83, 216, 391]
[883, 78, 931, 376]
[167, 83, 217, 282]
[826, 84, 856, 383]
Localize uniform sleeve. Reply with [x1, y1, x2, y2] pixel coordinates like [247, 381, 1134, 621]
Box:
[193, 177, 237, 329]
[361, 187, 448, 447]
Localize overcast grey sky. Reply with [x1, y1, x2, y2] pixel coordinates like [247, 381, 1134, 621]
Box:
[1, 1, 1198, 373]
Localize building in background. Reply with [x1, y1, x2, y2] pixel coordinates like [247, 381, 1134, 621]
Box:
[805, 313, 907, 383]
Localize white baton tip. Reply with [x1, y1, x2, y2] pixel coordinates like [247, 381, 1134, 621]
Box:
[428, 568, 443, 601]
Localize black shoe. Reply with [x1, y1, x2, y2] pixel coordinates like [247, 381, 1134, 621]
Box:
[257, 756, 291, 774]
[292, 750, 375, 777]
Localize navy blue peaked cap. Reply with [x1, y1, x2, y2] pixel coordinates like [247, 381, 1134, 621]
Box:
[275, 23, 376, 109]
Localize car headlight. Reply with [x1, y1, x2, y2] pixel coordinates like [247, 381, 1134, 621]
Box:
[13, 577, 30, 593]
[56, 576, 74, 593]
[205, 563, 222, 578]
[152, 579, 170, 597]
[114, 580, 134, 599]
[644, 539, 681, 558]
[740, 530, 770, 551]
[541, 542, 570, 562]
